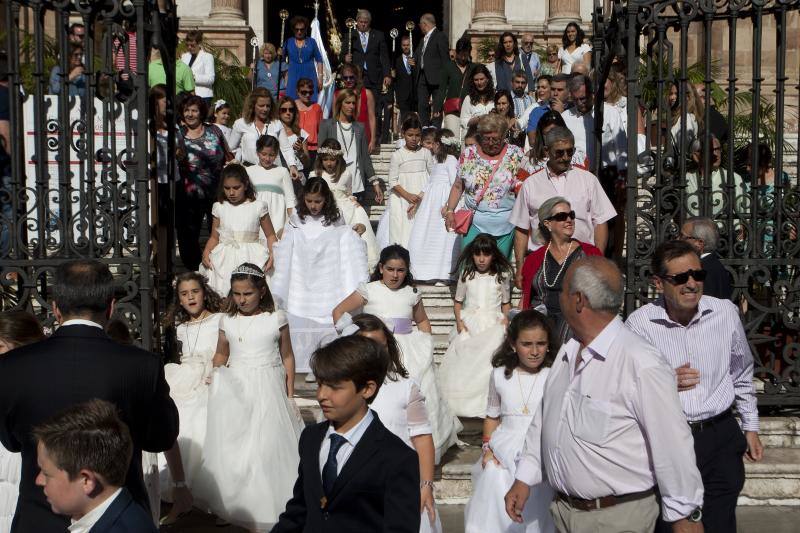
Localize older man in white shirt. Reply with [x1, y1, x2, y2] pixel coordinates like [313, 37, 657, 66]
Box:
[180, 30, 215, 102]
[505, 256, 705, 533]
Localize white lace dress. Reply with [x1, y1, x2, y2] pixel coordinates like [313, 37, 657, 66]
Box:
[0, 448, 19, 532]
[464, 366, 555, 533]
[359, 281, 462, 462]
[197, 310, 304, 532]
[159, 313, 222, 497]
[439, 273, 510, 418]
[378, 146, 433, 249]
[314, 169, 379, 269]
[372, 377, 443, 533]
[271, 212, 368, 372]
[247, 165, 296, 238]
[199, 200, 271, 297]
[408, 155, 460, 281]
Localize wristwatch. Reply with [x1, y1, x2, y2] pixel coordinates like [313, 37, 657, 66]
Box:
[687, 507, 703, 523]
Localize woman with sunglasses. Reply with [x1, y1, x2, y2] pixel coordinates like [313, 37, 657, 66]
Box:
[335, 63, 377, 154]
[518, 196, 602, 344]
[295, 78, 323, 163]
[277, 96, 311, 172]
[284, 15, 324, 101]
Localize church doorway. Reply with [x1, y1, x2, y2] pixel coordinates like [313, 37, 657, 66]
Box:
[265, 0, 445, 65]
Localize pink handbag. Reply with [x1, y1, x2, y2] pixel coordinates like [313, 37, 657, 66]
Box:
[452, 154, 504, 235]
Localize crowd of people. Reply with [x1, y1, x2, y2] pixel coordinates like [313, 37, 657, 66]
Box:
[0, 7, 781, 533]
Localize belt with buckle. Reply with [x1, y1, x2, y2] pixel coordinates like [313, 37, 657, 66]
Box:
[688, 407, 733, 434]
[556, 487, 655, 511]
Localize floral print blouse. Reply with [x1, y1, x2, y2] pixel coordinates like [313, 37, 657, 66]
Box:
[177, 124, 228, 200]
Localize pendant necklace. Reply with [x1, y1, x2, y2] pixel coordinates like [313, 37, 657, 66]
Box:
[518, 369, 540, 415]
[182, 310, 207, 358]
[542, 240, 574, 288]
[338, 121, 355, 159]
[237, 313, 259, 342]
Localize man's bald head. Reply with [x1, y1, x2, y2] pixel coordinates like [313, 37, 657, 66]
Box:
[563, 256, 623, 314]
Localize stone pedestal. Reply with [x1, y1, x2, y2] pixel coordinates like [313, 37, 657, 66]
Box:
[548, 0, 581, 30]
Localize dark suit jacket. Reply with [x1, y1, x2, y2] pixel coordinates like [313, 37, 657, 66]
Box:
[0, 325, 179, 533]
[317, 119, 376, 188]
[271, 412, 420, 533]
[393, 55, 415, 108]
[343, 29, 390, 91]
[701, 251, 733, 300]
[413, 28, 450, 87]
[89, 487, 158, 533]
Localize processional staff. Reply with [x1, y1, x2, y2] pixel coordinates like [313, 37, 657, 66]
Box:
[345, 17, 356, 58]
[250, 36, 259, 91]
[278, 9, 289, 96]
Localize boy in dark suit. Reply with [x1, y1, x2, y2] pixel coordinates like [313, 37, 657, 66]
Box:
[32, 399, 157, 533]
[272, 336, 420, 533]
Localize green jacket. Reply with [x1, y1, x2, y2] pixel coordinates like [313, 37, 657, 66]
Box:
[437, 61, 477, 112]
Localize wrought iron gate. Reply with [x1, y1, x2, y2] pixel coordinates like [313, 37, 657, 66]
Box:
[0, 0, 178, 350]
[593, 0, 800, 407]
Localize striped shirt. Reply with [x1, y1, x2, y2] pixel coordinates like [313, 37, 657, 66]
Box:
[625, 296, 759, 432]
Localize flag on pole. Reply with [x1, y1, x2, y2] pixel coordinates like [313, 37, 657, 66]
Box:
[311, 14, 335, 118]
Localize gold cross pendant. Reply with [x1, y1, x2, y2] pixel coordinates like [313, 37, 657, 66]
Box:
[522, 406, 529, 414]
[320, 496, 328, 509]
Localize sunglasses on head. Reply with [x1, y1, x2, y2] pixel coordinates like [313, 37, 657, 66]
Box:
[552, 147, 575, 159]
[659, 268, 707, 285]
[547, 210, 576, 222]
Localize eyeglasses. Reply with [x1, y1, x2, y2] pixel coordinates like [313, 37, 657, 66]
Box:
[299, 90, 313, 96]
[480, 136, 503, 146]
[659, 268, 707, 285]
[342, 75, 356, 81]
[280, 107, 296, 113]
[547, 210, 576, 222]
[552, 147, 576, 159]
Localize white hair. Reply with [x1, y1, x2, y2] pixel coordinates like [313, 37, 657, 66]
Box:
[356, 9, 371, 22]
[685, 216, 719, 251]
[569, 261, 623, 313]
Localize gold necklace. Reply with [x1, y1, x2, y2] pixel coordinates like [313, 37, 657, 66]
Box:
[237, 313, 259, 342]
[517, 369, 540, 415]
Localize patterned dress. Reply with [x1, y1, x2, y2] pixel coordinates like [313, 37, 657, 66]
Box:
[178, 124, 228, 200]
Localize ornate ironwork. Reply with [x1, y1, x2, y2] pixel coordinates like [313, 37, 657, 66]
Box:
[0, 0, 177, 351]
[594, 0, 800, 407]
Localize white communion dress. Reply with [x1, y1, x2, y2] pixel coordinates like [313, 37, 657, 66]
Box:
[159, 312, 222, 496]
[378, 146, 434, 249]
[314, 169, 379, 269]
[0, 448, 19, 532]
[464, 366, 555, 533]
[359, 281, 462, 462]
[371, 376, 443, 533]
[408, 155, 460, 281]
[246, 165, 296, 238]
[439, 272, 511, 418]
[199, 200, 271, 297]
[271, 212, 368, 372]
[197, 310, 304, 532]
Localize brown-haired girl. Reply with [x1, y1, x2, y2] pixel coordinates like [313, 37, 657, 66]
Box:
[197, 263, 303, 531]
[200, 164, 278, 297]
[464, 309, 557, 532]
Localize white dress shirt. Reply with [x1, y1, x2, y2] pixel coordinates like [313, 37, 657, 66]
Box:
[61, 319, 103, 329]
[625, 295, 759, 431]
[562, 106, 595, 169]
[228, 118, 298, 168]
[68, 488, 123, 533]
[515, 317, 704, 522]
[318, 409, 374, 477]
[420, 28, 434, 69]
[180, 49, 215, 98]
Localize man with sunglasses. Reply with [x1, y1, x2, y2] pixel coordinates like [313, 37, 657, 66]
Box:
[626, 240, 763, 533]
[510, 126, 615, 282]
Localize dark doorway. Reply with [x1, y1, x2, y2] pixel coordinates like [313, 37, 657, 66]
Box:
[265, 0, 444, 66]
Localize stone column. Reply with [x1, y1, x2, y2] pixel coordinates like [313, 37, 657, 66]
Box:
[209, 0, 246, 23]
[548, 0, 580, 28]
[472, 0, 507, 27]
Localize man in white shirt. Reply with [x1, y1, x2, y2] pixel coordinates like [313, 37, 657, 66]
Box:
[505, 256, 705, 533]
[561, 74, 595, 169]
[180, 30, 215, 103]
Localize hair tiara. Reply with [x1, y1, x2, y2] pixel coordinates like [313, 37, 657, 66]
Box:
[214, 99, 228, 111]
[318, 146, 343, 157]
[441, 136, 460, 147]
[232, 264, 265, 278]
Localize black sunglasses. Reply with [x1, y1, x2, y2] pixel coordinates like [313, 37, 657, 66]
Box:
[342, 75, 356, 81]
[659, 268, 707, 285]
[299, 90, 313, 96]
[280, 107, 296, 113]
[552, 147, 575, 159]
[547, 210, 576, 222]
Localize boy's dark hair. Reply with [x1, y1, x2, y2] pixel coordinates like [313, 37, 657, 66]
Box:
[651, 240, 698, 278]
[351, 313, 408, 381]
[370, 245, 415, 289]
[311, 336, 389, 403]
[53, 260, 115, 318]
[492, 310, 558, 378]
[225, 263, 275, 315]
[401, 113, 422, 133]
[297, 176, 341, 225]
[105, 318, 133, 345]
[32, 399, 133, 487]
[0, 310, 44, 348]
[256, 134, 281, 153]
[455, 233, 512, 283]
[313, 138, 347, 182]
[217, 163, 257, 203]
